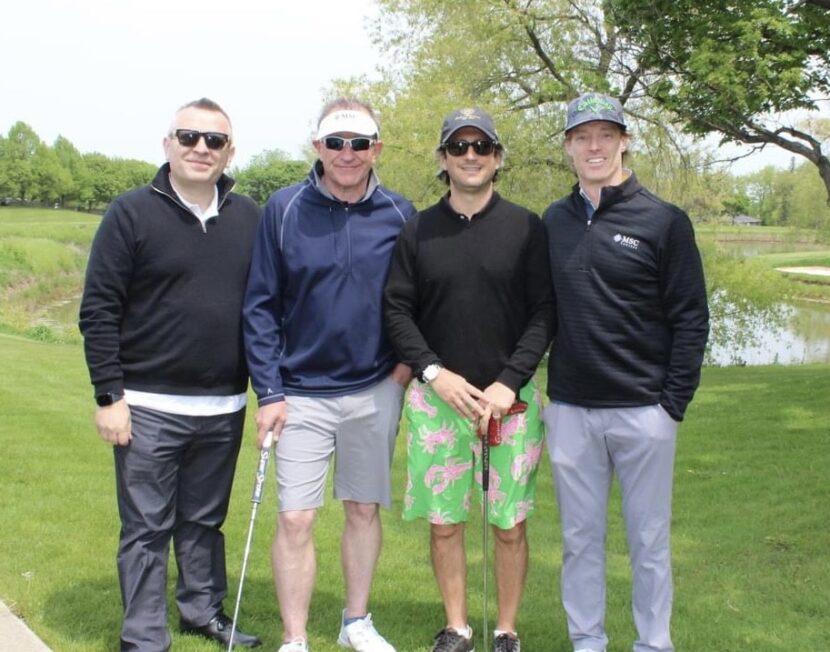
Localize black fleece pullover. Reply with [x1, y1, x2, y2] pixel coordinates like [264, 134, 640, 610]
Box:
[384, 192, 553, 392]
[79, 164, 260, 397]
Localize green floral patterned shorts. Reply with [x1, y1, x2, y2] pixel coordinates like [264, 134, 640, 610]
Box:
[402, 379, 544, 529]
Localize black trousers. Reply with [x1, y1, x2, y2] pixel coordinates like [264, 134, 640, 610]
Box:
[114, 405, 245, 652]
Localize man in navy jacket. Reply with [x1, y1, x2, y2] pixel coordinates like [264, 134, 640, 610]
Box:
[243, 98, 416, 652]
[542, 93, 709, 652]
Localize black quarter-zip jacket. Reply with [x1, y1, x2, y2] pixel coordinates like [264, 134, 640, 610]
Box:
[542, 174, 709, 421]
[79, 164, 261, 397]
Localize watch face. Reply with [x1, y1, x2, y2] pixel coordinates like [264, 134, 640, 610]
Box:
[95, 392, 122, 406]
[423, 364, 441, 382]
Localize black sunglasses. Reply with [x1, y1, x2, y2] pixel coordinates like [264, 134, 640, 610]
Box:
[322, 136, 376, 152]
[173, 129, 230, 150]
[442, 139, 499, 157]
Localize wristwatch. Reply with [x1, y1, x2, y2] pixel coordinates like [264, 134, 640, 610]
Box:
[95, 392, 124, 407]
[419, 363, 443, 384]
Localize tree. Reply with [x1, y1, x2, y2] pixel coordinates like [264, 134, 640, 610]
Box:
[370, 0, 830, 204]
[2, 122, 41, 200]
[53, 135, 89, 205]
[365, 0, 730, 212]
[81, 153, 125, 210]
[610, 0, 830, 202]
[233, 149, 308, 204]
[32, 146, 71, 204]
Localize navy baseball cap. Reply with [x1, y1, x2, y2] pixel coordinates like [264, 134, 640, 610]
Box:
[440, 107, 500, 143]
[565, 93, 627, 133]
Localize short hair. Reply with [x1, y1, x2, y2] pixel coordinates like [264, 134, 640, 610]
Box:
[317, 97, 380, 133]
[169, 98, 232, 138]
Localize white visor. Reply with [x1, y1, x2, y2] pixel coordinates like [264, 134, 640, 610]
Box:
[316, 110, 379, 140]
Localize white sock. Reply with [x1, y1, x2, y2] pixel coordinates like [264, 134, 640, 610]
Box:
[452, 625, 473, 639]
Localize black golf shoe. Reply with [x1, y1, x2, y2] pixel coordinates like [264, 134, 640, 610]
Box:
[180, 612, 262, 648]
[431, 627, 475, 652]
[493, 632, 520, 652]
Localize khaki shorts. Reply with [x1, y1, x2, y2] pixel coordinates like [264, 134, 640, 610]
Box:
[274, 376, 405, 510]
[403, 380, 545, 529]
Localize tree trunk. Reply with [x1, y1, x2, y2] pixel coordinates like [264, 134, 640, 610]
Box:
[818, 155, 830, 207]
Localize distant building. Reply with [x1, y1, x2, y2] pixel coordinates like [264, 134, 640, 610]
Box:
[732, 214, 762, 226]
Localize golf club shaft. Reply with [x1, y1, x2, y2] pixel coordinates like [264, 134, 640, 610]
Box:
[482, 431, 490, 651]
[227, 431, 274, 652]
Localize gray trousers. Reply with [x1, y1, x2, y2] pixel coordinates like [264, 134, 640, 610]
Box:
[544, 403, 677, 652]
[114, 405, 245, 652]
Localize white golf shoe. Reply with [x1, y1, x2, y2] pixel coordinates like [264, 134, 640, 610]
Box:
[278, 638, 309, 652]
[337, 611, 395, 651]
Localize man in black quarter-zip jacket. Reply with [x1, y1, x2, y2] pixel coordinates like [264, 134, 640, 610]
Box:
[79, 98, 261, 652]
[541, 93, 709, 652]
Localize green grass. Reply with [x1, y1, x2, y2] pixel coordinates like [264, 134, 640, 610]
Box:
[0, 208, 100, 342]
[696, 225, 821, 243]
[1, 336, 828, 651]
[753, 250, 830, 301]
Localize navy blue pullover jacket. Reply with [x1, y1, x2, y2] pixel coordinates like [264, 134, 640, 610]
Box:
[543, 174, 709, 421]
[243, 165, 416, 405]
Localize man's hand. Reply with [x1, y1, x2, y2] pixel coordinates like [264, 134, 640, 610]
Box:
[390, 362, 413, 387]
[478, 381, 517, 434]
[431, 368, 487, 420]
[95, 400, 132, 446]
[255, 401, 287, 448]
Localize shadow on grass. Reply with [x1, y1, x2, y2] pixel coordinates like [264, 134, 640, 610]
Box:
[43, 577, 122, 650]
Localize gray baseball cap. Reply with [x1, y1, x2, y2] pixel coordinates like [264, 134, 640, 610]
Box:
[565, 93, 627, 133]
[440, 107, 500, 143]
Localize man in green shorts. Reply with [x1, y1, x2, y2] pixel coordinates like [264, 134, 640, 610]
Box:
[384, 108, 553, 652]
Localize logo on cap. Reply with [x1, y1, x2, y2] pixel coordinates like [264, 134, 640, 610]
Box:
[455, 108, 480, 121]
[576, 95, 617, 115]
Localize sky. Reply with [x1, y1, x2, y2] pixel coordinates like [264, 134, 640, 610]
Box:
[1, 0, 810, 176]
[1, 0, 383, 168]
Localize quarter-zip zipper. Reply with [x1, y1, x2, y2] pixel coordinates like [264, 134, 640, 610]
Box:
[151, 180, 234, 234]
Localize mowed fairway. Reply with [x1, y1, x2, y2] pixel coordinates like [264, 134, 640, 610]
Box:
[1, 332, 828, 651]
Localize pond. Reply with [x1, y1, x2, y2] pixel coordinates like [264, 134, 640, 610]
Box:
[708, 300, 830, 366]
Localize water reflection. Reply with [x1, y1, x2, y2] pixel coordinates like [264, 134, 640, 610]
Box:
[708, 300, 830, 366]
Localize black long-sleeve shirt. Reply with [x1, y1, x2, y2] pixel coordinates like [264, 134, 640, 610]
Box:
[384, 193, 553, 392]
[79, 165, 260, 397]
[542, 174, 709, 421]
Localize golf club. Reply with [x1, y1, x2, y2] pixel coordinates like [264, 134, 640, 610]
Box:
[481, 401, 527, 651]
[227, 430, 274, 652]
[481, 420, 491, 652]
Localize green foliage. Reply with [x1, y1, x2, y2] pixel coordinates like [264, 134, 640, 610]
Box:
[365, 0, 830, 209]
[0, 122, 156, 210]
[1, 335, 828, 650]
[611, 0, 830, 201]
[232, 149, 308, 205]
[737, 161, 830, 234]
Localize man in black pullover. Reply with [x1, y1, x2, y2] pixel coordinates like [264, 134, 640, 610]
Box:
[79, 98, 261, 652]
[542, 93, 709, 652]
[385, 108, 553, 652]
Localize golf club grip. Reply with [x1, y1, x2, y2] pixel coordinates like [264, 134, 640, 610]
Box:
[250, 431, 274, 504]
[486, 400, 529, 446]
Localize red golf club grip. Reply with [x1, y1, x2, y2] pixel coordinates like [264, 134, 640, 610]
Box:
[485, 400, 528, 446]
